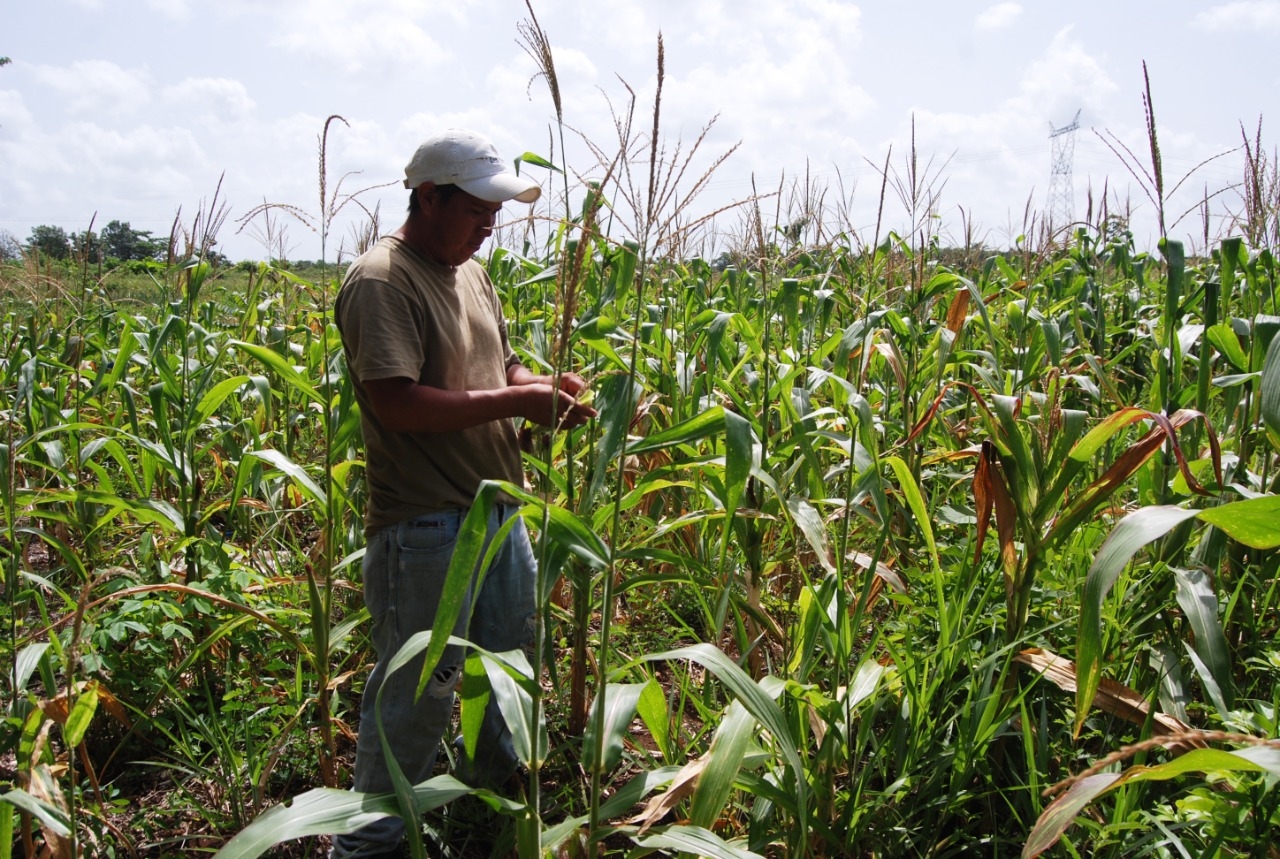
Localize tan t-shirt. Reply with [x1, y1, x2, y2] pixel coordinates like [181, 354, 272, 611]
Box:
[335, 235, 525, 534]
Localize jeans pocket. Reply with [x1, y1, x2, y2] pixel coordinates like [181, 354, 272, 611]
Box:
[396, 509, 462, 555]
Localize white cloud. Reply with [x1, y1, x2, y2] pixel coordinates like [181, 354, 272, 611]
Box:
[1012, 27, 1117, 123]
[29, 60, 152, 115]
[163, 78, 256, 121]
[145, 0, 192, 21]
[1193, 1, 1280, 31]
[266, 0, 451, 73]
[975, 2, 1022, 31]
[0, 88, 36, 132]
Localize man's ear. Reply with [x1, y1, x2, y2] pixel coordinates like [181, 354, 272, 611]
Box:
[417, 182, 441, 207]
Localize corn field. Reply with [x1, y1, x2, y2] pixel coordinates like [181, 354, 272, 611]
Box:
[3, 42, 1280, 859]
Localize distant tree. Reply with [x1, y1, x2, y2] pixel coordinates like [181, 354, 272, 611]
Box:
[27, 225, 71, 260]
[0, 229, 21, 261]
[0, 57, 10, 68]
[73, 228, 103, 263]
[100, 220, 161, 262]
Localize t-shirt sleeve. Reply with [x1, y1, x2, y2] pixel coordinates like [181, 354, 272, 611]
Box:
[338, 277, 426, 383]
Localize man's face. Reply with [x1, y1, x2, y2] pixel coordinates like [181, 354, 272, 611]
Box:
[418, 185, 503, 267]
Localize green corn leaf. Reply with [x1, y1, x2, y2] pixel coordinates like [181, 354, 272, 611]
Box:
[249, 449, 326, 508]
[627, 405, 726, 455]
[785, 496, 835, 576]
[515, 263, 559, 287]
[503, 485, 611, 569]
[635, 678, 670, 762]
[585, 373, 642, 508]
[1206, 322, 1249, 372]
[230, 340, 323, 405]
[689, 700, 755, 830]
[584, 681, 652, 774]
[1024, 747, 1280, 858]
[415, 482, 506, 700]
[0, 787, 71, 838]
[1194, 494, 1280, 548]
[644, 644, 806, 832]
[885, 456, 940, 574]
[0, 801, 13, 859]
[1076, 505, 1201, 735]
[1172, 566, 1233, 710]
[515, 151, 560, 172]
[1261, 330, 1280, 452]
[720, 409, 755, 554]
[1068, 406, 1151, 463]
[634, 824, 765, 859]
[374, 630, 471, 859]
[482, 651, 543, 766]
[212, 778, 471, 859]
[63, 681, 99, 747]
[458, 651, 491, 764]
[194, 374, 251, 425]
[14, 643, 50, 697]
[1184, 642, 1230, 718]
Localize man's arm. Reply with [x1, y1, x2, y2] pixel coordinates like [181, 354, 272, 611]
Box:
[362, 368, 594, 434]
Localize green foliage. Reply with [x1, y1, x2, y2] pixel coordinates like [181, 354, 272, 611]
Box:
[25, 224, 71, 260]
[99, 220, 163, 262]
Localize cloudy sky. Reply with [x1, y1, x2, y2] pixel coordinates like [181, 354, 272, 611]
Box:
[3, 0, 1276, 262]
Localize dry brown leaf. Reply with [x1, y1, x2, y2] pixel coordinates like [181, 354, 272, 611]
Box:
[627, 755, 706, 834]
[945, 288, 971, 334]
[1015, 647, 1205, 753]
[26, 764, 72, 859]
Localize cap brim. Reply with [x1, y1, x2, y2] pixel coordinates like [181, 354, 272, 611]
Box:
[456, 172, 542, 204]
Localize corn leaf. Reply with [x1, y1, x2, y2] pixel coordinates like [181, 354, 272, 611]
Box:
[1025, 747, 1280, 858]
[1076, 505, 1201, 735]
[785, 496, 835, 576]
[644, 644, 806, 832]
[1023, 773, 1122, 858]
[1260, 330, 1280, 451]
[482, 651, 544, 766]
[1194, 494, 1280, 549]
[1172, 566, 1234, 710]
[634, 825, 765, 859]
[885, 455, 940, 574]
[230, 340, 323, 405]
[212, 778, 471, 859]
[627, 405, 726, 455]
[689, 700, 755, 829]
[0, 787, 72, 837]
[249, 449, 326, 508]
[584, 681, 652, 775]
[63, 681, 99, 748]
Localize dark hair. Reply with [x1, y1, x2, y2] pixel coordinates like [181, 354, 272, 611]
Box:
[407, 183, 460, 214]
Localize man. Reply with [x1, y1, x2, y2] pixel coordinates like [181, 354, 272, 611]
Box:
[330, 129, 595, 858]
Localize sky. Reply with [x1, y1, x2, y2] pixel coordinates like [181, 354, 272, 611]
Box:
[2, 0, 1277, 263]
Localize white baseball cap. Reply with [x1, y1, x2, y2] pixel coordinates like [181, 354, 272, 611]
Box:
[403, 129, 541, 204]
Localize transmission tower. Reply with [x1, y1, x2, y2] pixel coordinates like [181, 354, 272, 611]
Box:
[1046, 109, 1081, 235]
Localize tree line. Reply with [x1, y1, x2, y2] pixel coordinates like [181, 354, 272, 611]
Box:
[0, 221, 168, 265]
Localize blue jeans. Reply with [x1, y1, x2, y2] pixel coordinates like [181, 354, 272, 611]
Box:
[331, 504, 536, 857]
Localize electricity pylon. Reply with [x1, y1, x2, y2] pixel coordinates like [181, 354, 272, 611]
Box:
[1047, 109, 1082, 236]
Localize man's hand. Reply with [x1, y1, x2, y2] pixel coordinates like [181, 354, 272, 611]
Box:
[517, 382, 596, 428]
[507, 366, 596, 429]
